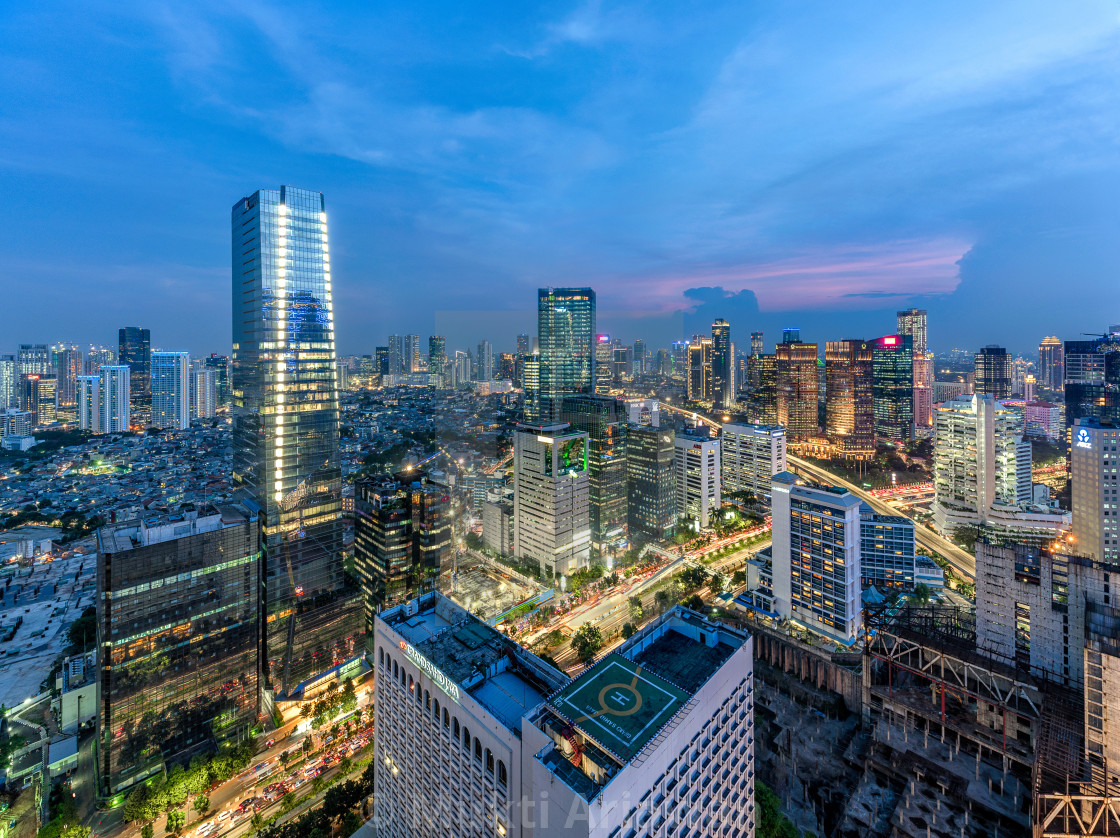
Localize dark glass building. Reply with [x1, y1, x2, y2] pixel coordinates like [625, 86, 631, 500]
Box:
[711, 319, 733, 411]
[974, 345, 1012, 400]
[625, 424, 677, 541]
[560, 395, 627, 544]
[353, 473, 453, 631]
[747, 354, 778, 426]
[231, 186, 361, 702]
[1064, 334, 1120, 430]
[96, 505, 260, 794]
[871, 334, 914, 441]
[204, 354, 231, 406]
[118, 327, 151, 410]
[538, 288, 596, 422]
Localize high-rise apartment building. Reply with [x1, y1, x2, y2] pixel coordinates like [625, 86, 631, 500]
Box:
[17, 344, 50, 376]
[1071, 418, 1120, 562]
[625, 423, 676, 541]
[711, 318, 734, 410]
[859, 505, 916, 590]
[871, 334, 914, 441]
[776, 339, 819, 439]
[771, 472, 862, 644]
[100, 365, 131, 433]
[674, 431, 721, 529]
[427, 336, 446, 385]
[974, 345, 1012, 400]
[77, 375, 101, 433]
[538, 288, 595, 422]
[686, 337, 712, 402]
[354, 473, 453, 632]
[86, 346, 116, 374]
[824, 339, 874, 454]
[403, 335, 421, 373]
[387, 335, 405, 376]
[721, 423, 787, 500]
[96, 505, 260, 794]
[497, 352, 515, 381]
[912, 351, 935, 432]
[19, 374, 56, 426]
[231, 185, 360, 701]
[1038, 336, 1064, 393]
[1064, 333, 1120, 431]
[513, 423, 590, 577]
[54, 344, 83, 407]
[190, 366, 217, 420]
[559, 395, 626, 544]
[476, 339, 493, 381]
[750, 330, 764, 356]
[118, 327, 151, 409]
[593, 334, 612, 395]
[370, 592, 756, 838]
[151, 351, 191, 430]
[896, 308, 928, 354]
[0, 355, 16, 410]
[633, 338, 647, 374]
[516, 332, 531, 356]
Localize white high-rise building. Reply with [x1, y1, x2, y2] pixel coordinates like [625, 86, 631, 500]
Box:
[932, 393, 1068, 540]
[151, 351, 191, 430]
[770, 472, 863, 644]
[513, 423, 591, 578]
[100, 365, 131, 433]
[674, 432, 721, 529]
[1071, 418, 1120, 562]
[77, 375, 101, 433]
[0, 355, 16, 410]
[721, 422, 786, 500]
[369, 592, 756, 838]
[190, 367, 217, 420]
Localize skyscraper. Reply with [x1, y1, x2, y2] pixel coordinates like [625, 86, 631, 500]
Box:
[231, 185, 360, 702]
[54, 344, 83, 408]
[632, 338, 646, 374]
[871, 334, 914, 441]
[387, 335, 405, 375]
[404, 334, 421, 373]
[824, 339, 874, 454]
[19, 374, 56, 426]
[722, 422, 787, 500]
[516, 332, 530, 356]
[593, 334, 612, 395]
[86, 345, 116, 374]
[912, 350, 935, 432]
[190, 366, 217, 420]
[560, 395, 626, 544]
[77, 375, 101, 433]
[624, 423, 676, 541]
[427, 335, 446, 384]
[747, 353, 778, 425]
[204, 354, 231, 406]
[750, 330, 764, 356]
[538, 287, 595, 422]
[1064, 333, 1120, 430]
[1038, 336, 1064, 393]
[686, 338, 711, 401]
[118, 327, 151, 410]
[1071, 418, 1120, 562]
[776, 339, 819, 439]
[17, 344, 50, 376]
[0, 355, 16, 410]
[896, 308, 928, 354]
[475, 339, 493, 381]
[674, 430, 721, 529]
[151, 351, 191, 430]
[974, 345, 1012, 400]
[711, 318, 734, 410]
[100, 365, 131, 432]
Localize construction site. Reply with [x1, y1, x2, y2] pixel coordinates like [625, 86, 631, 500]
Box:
[442, 556, 540, 624]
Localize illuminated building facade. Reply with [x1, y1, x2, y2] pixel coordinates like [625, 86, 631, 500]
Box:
[1064, 333, 1120, 431]
[151, 350, 191, 430]
[19, 374, 56, 426]
[871, 334, 914, 441]
[974, 345, 1012, 400]
[711, 318, 734, 410]
[560, 395, 626, 544]
[231, 185, 360, 702]
[1038, 335, 1064, 393]
[674, 431, 721, 529]
[776, 339, 819, 439]
[722, 422, 787, 500]
[118, 327, 151, 410]
[625, 423, 676, 541]
[538, 287, 595, 422]
[895, 308, 927, 354]
[100, 365, 131, 433]
[824, 339, 874, 455]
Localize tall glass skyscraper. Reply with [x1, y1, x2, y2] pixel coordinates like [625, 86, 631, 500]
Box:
[711, 318, 734, 410]
[231, 186, 361, 703]
[118, 327, 151, 410]
[872, 334, 914, 441]
[538, 287, 596, 422]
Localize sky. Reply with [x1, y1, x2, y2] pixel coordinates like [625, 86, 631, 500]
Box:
[2, 1, 1119, 358]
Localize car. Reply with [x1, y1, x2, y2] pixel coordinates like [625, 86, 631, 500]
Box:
[217, 811, 230, 823]
[265, 739, 275, 748]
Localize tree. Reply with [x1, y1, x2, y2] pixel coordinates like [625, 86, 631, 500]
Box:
[683, 594, 705, 611]
[464, 532, 484, 551]
[627, 595, 643, 624]
[59, 826, 92, 838]
[571, 624, 604, 663]
[911, 583, 932, 605]
[165, 811, 185, 835]
[731, 570, 747, 588]
[249, 814, 264, 833]
[141, 825, 154, 838]
[193, 796, 209, 816]
[65, 607, 97, 654]
[654, 590, 670, 612]
[280, 793, 296, 814]
[621, 623, 636, 640]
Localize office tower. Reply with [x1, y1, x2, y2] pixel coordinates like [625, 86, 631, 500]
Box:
[1071, 418, 1120, 561]
[1038, 336, 1064, 392]
[669, 340, 688, 382]
[354, 473, 453, 630]
[746, 353, 778, 426]
[654, 347, 670, 376]
[387, 335, 405, 375]
[150, 351, 191, 430]
[428, 336, 446, 384]
[1064, 332, 1120, 430]
[974, 345, 1012, 400]
[776, 339, 819, 439]
[118, 327, 151, 409]
[674, 430, 721, 529]
[1011, 356, 1031, 397]
[204, 354, 231, 406]
[497, 352, 515, 381]
[594, 334, 612, 394]
[336, 360, 349, 391]
[781, 328, 800, 344]
[516, 332, 531, 357]
[521, 353, 540, 421]
[190, 366, 217, 420]
[77, 375, 101, 433]
[54, 344, 83, 407]
[633, 338, 646, 374]
[859, 505, 916, 589]
[538, 287, 595, 422]
[621, 397, 659, 426]
[931, 394, 1066, 539]
[452, 350, 471, 388]
[711, 318, 734, 410]
[86, 345, 115, 374]
[475, 339, 493, 381]
[96, 504, 259, 794]
[721, 423, 787, 500]
[482, 495, 514, 554]
[871, 334, 914, 441]
[231, 185, 360, 701]
[100, 365, 131, 433]
[611, 343, 632, 383]
[17, 344, 50, 376]
[1, 410, 33, 438]
[560, 395, 626, 544]
[686, 339, 710, 401]
[750, 330, 763, 356]
[770, 472, 862, 644]
[912, 351, 935, 432]
[19, 374, 56, 426]
[370, 592, 755, 838]
[824, 340, 875, 454]
[0, 355, 15, 409]
[1023, 374, 1037, 402]
[513, 423, 590, 578]
[625, 424, 676, 541]
[403, 335, 421, 373]
[375, 346, 390, 377]
[896, 308, 928, 354]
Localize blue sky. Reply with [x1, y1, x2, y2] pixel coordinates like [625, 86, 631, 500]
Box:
[2, 1, 1118, 357]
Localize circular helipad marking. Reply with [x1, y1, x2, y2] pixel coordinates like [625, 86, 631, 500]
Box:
[598, 683, 643, 717]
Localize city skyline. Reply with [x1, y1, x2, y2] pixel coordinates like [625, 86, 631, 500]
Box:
[3, 3, 1119, 355]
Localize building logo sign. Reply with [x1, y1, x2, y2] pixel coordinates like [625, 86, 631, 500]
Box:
[1076, 428, 1092, 450]
[401, 641, 460, 703]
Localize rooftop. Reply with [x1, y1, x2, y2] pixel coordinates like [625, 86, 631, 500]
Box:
[97, 503, 252, 553]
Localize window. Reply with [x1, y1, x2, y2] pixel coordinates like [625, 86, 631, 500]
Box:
[463, 727, 471, 749]
[497, 760, 507, 787]
[443, 708, 450, 729]
[486, 748, 494, 774]
[475, 738, 483, 762]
